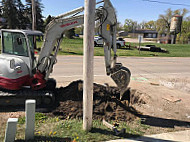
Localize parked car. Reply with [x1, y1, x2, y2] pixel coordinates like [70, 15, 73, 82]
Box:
[94, 36, 125, 48]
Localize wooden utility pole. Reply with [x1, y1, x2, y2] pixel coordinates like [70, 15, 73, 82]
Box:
[83, 0, 96, 131]
[32, 0, 37, 49]
[32, 0, 36, 30]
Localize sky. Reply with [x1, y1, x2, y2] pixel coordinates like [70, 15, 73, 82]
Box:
[27, 0, 190, 25]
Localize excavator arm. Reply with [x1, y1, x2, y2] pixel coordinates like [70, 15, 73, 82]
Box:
[37, 14, 85, 80]
[99, 0, 131, 99]
[35, 0, 130, 98]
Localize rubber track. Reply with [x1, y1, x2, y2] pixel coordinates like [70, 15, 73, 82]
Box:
[0, 88, 55, 106]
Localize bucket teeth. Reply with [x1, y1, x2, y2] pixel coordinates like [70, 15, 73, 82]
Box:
[111, 66, 131, 100]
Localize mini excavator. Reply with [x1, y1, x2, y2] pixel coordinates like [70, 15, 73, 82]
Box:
[0, 0, 130, 106]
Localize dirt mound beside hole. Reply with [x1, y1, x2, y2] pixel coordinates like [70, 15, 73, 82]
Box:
[51, 80, 148, 121]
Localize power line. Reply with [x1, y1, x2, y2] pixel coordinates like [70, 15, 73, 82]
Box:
[142, 0, 190, 7]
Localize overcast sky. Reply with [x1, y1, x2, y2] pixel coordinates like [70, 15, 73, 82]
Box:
[24, 0, 190, 24]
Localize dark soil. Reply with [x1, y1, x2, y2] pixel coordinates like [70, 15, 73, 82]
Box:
[49, 80, 145, 121]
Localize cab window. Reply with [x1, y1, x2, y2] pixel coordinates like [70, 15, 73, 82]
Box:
[2, 32, 29, 57]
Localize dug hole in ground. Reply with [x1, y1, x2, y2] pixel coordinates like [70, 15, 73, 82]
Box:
[51, 76, 190, 134]
[0, 76, 190, 140]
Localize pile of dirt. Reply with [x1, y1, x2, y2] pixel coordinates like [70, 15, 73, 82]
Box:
[50, 80, 147, 121]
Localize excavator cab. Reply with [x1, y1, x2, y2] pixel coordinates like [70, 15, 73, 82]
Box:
[1, 30, 43, 70]
[0, 30, 43, 90]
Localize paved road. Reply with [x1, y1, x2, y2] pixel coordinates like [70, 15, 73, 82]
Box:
[50, 56, 190, 86]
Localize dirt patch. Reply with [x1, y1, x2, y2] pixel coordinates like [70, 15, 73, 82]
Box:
[0, 112, 25, 126]
[49, 80, 148, 121]
[159, 77, 190, 94]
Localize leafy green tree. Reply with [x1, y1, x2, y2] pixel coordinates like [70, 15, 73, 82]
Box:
[2, 0, 19, 29]
[156, 8, 189, 36]
[117, 21, 124, 32]
[177, 20, 190, 43]
[25, 0, 44, 31]
[35, 0, 44, 31]
[44, 15, 53, 28]
[75, 25, 83, 35]
[0, 8, 4, 28]
[144, 20, 156, 30]
[25, 0, 32, 26]
[124, 19, 137, 32]
[0, 5, 4, 28]
[186, 16, 190, 21]
[138, 21, 146, 29]
[0, 5, 2, 17]
[16, 0, 30, 29]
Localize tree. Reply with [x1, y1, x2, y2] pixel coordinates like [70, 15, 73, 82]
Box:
[156, 19, 166, 35]
[25, 0, 44, 31]
[65, 28, 75, 39]
[44, 15, 53, 28]
[156, 8, 189, 36]
[124, 19, 137, 32]
[185, 16, 190, 21]
[116, 22, 123, 32]
[75, 25, 83, 35]
[2, 0, 19, 29]
[138, 21, 146, 29]
[0, 0, 45, 30]
[35, 0, 44, 31]
[0, 5, 2, 17]
[144, 20, 156, 30]
[177, 20, 190, 43]
[16, 0, 30, 29]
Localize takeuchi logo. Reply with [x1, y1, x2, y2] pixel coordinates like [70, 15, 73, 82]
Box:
[60, 21, 78, 28]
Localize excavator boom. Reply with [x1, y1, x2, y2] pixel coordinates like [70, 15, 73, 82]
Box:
[36, 0, 131, 98]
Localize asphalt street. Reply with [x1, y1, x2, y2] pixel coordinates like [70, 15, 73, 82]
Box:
[50, 56, 190, 86]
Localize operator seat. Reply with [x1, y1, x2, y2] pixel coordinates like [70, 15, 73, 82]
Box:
[14, 36, 25, 56]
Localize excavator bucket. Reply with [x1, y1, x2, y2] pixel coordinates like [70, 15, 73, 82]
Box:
[111, 66, 131, 100]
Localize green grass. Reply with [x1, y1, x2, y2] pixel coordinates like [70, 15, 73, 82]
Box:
[1, 37, 189, 57]
[36, 37, 190, 57]
[18, 112, 48, 125]
[0, 113, 184, 142]
[12, 114, 145, 142]
[0, 113, 149, 142]
[126, 42, 190, 57]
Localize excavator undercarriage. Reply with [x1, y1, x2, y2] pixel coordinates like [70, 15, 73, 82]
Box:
[0, 89, 54, 107]
[0, 78, 56, 107]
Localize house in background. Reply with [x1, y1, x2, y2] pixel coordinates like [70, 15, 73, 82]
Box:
[128, 30, 158, 38]
[118, 29, 171, 44]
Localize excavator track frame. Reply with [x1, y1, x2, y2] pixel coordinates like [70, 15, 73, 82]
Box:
[0, 88, 55, 107]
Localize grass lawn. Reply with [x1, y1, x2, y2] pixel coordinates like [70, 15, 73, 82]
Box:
[0, 113, 169, 142]
[1, 37, 190, 57]
[127, 42, 190, 57]
[36, 37, 190, 57]
[1, 112, 184, 141]
[0, 113, 145, 142]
